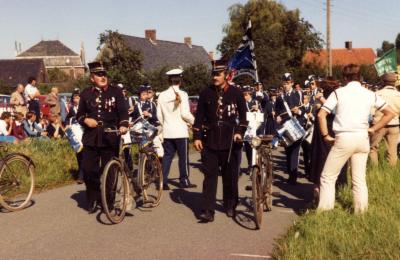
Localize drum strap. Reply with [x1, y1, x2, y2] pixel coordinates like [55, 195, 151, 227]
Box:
[281, 95, 293, 118]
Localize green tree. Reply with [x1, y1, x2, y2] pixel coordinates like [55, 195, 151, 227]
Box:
[143, 64, 210, 96]
[48, 68, 70, 83]
[97, 30, 143, 93]
[377, 40, 395, 57]
[0, 80, 12, 95]
[218, 0, 322, 87]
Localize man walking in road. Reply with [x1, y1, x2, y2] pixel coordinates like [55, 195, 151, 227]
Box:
[157, 68, 196, 190]
[193, 60, 247, 222]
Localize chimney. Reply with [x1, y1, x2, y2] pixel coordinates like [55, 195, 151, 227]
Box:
[145, 29, 156, 42]
[345, 41, 352, 50]
[208, 51, 214, 60]
[184, 37, 192, 48]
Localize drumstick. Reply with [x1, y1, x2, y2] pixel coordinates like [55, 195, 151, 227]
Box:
[277, 104, 305, 117]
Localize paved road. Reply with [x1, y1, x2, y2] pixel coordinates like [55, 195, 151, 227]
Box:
[0, 148, 312, 259]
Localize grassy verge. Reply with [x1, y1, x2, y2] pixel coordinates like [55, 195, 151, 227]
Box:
[6, 139, 78, 192]
[273, 150, 400, 259]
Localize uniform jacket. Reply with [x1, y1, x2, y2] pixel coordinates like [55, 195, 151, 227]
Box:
[193, 84, 247, 150]
[132, 100, 158, 126]
[275, 90, 302, 122]
[157, 86, 194, 139]
[76, 85, 129, 147]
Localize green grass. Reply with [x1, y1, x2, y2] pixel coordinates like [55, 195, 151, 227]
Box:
[273, 149, 400, 259]
[4, 139, 78, 192]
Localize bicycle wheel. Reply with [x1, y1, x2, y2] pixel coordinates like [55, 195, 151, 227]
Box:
[101, 159, 129, 224]
[0, 154, 35, 212]
[139, 152, 163, 208]
[263, 155, 273, 212]
[251, 166, 263, 229]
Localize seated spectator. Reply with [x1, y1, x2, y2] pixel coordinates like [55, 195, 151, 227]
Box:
[12, 112, 27, 141]
[0, 112, 17, 144]
[39, 118, 49, 131]
[46, 116, 65, 139]
[23, 112, 47, 138]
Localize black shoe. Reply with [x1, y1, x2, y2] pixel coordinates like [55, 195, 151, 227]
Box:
[245, 185, 252, 191]
[226, 207, 235, 218]
[163, 184, 170, 190]
[87, 200, 98, 214]
[179, 180, 197, 189]
[287, 178, 297, 186]
[199, 210, 214, 222]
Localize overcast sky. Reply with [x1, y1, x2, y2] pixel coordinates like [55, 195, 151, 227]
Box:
[1, 0, 399, 61]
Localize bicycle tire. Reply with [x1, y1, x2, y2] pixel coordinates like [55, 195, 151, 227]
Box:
[139, 152, 163, 208]
[251, 166, 263, 229]
[101, 159, 129, 224]
[0, 154, 35, 212]
[263, 154, 273, 212]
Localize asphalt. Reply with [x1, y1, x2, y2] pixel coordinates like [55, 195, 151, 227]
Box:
[0, 148, 313, 260]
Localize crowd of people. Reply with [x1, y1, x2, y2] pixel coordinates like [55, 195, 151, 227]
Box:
[1, 61, 399, 221]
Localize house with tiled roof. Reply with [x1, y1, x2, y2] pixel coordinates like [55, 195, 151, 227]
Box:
[16, 40, 85, 79]
[303, 41, 376, 67]
[0, 59, 47, 87]
[105, 30, 212, 72]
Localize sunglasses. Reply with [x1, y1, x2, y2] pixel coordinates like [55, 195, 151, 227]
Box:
[93, 71, 107, 77]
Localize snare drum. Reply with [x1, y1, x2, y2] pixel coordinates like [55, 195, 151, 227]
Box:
[130, 118, 158, 143]
[277, 118, 306, 146]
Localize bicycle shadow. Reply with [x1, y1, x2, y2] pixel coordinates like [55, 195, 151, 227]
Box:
[0, 200, 36, 213]
[233, 197, 258, 230]
[70, 190, 134, 225]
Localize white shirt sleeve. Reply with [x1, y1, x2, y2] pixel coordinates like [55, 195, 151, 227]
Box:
[321, 92, 338, 114]
[374, 94, 387, 111]
[0, 121, 9, 136]
[156, 98, 164, 126]
[179, 92, 195, 125]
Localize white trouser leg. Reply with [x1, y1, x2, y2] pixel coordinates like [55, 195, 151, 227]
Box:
[350, 136, 370, 214]
[318, 135, 354, 211]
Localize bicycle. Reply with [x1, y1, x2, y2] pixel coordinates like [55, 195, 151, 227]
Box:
[100, 121, 163, 224]
[0, 144, 35, 212]
[249, 135, 274, 229]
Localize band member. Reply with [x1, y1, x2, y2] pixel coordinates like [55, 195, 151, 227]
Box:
[132, 85, 158, 126]
[275, 73, 302, 185]
[253, 81, 268, 110]
[157, 68, 196, 190]
[299, 95, 313, 177]
[193, 60, 247, 222]
[243, 85, 260, 173]
[76, 61, 129, 213]
[263, 91, 278, 135]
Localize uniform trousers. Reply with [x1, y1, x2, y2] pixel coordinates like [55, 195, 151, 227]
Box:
[301, 140, 311, 176]
[244, 141, 252, 169]
[369, 126, 399, 166]
[201, 147, 239, 212]
[318, 133, 370, 214]
[81, 145, 118, 203]
[284, 140, 302, 182]
[162, 138, 190, 185]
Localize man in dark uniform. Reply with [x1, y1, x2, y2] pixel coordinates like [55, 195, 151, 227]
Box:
[76, 61, 129, 213]
[193, 60, 247, 222]
[275, 73, 302, 185]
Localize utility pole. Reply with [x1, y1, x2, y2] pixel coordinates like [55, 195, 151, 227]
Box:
[327, 0, 332, 76]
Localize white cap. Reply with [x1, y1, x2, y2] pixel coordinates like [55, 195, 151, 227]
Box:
[117, 83, 123, 88]
[166, 68, 184, 76]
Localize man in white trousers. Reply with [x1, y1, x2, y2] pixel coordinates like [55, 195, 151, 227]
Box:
[157, 68, 196, 190]
[317, 64, 395, 214]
